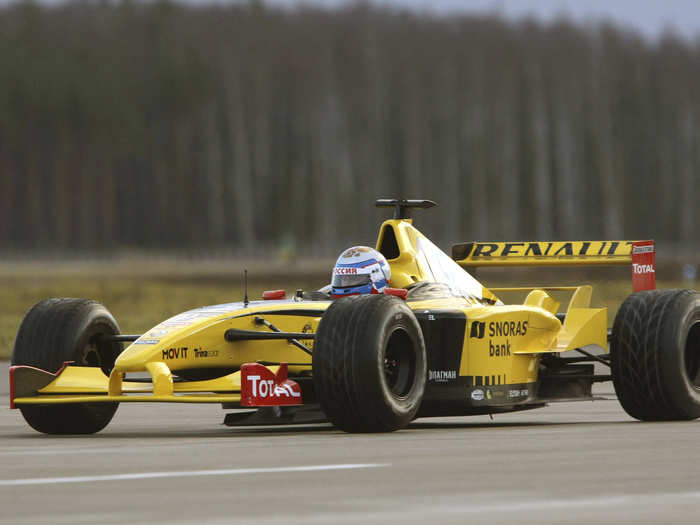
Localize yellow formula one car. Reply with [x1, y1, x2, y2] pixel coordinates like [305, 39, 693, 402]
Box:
[9, 199, 700, 433]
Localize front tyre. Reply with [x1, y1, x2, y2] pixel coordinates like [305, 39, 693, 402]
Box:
[11, 298, 121, 434]
[611, 289, 700, 421]
[312, 294, 426, 432]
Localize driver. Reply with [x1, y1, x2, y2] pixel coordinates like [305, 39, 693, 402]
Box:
[331, 246, 391, 298]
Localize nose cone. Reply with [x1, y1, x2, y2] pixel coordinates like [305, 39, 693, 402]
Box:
[114, 342, 163, 372]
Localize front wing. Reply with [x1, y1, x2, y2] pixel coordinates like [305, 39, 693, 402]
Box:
[10, 362, 302, 408]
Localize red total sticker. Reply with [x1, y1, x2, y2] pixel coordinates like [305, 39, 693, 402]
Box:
[631, 240, 655, 292]
[240, 363, 303, 407]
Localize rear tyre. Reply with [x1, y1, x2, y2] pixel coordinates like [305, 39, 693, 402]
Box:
[11, 298, 121, 434]
[611, 289, 700, 421]
[312, 294, 426, 432]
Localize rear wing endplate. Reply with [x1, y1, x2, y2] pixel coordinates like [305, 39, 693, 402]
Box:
[453, 240, 655, 292]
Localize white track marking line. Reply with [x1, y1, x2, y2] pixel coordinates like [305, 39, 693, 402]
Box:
[0, 446, 170, 457]
[0, 463, 389, 486]
[0, 442, 233, 457]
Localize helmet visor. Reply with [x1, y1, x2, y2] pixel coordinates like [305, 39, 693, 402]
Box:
[332, 273, 371, 288]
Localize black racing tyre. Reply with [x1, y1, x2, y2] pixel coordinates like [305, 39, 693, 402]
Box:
[611, 289, 700, 421]
[11, 298, 121, 434]
[312, 294, 426, 432]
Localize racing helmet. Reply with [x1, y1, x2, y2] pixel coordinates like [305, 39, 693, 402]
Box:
[331, 246, 391, 297]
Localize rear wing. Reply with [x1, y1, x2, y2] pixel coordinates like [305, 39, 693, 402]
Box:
[453, 240, 655, 292]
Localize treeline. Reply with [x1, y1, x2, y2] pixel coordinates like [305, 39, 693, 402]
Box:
[0, 1, 697, 257]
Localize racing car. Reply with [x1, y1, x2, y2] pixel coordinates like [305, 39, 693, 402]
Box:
[9, 199, 700, 433]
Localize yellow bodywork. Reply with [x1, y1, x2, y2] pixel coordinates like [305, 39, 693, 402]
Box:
[13, 219, 611, 408]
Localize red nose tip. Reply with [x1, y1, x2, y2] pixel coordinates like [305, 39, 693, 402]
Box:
[262, 290, 286, 300]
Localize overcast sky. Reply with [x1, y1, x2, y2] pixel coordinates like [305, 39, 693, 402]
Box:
[261, 0, 700, 41]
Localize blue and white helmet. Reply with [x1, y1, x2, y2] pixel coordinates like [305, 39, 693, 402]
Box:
[331, 246, 391, 297]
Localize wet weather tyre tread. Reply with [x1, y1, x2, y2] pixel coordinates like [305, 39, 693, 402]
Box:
[611, 289, 700, 421]
[11, 298, 121, 434]
[312, 294, 426, 432]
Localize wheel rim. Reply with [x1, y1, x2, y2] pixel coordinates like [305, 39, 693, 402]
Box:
[81, 327, 118, 376]
[82, 340, 103, 369]
[383, 328, 416, 398]
[684, 321, 700, 389]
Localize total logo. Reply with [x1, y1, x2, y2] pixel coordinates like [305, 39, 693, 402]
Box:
[245, 375, 301, 399]
[240, 362, 303, 407]
[632, 263, 655, 274]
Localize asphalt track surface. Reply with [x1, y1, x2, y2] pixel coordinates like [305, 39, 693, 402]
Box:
[2, 360, 700, 524]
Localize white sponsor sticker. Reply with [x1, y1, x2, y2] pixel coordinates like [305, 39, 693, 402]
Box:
[632, 245, 654, 254]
